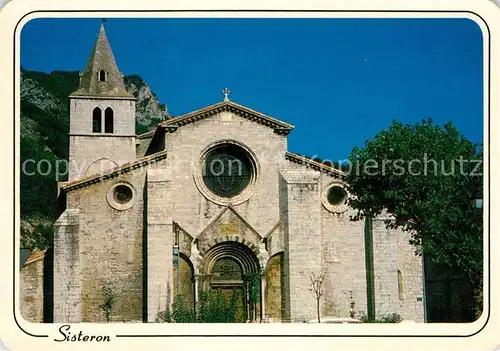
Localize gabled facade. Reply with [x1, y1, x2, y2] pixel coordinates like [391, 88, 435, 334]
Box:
[50, 24, 425, 323]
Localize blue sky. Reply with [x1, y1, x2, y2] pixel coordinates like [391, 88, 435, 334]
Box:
[20, 17, 483, 161]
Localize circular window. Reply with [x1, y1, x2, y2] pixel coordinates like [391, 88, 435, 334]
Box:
[194, 140, 259, 206]
[106, 182, 136, 210]
[327, 186, 347, 206]
[113, 185, 133, 204]
[202, 144, 254, 198]
[322, 183, 348, 213]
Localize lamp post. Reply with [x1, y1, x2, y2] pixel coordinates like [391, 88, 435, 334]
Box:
[173, 243, 180, 296]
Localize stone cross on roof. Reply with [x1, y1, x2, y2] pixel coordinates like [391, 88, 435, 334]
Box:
[222, 87, 231, 102]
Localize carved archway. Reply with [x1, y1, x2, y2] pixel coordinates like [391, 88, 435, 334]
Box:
[199, 241, 261, 322]
[200, 241, 260, 277]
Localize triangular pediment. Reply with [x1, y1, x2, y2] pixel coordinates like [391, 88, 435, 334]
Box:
[196, 206, 262, 256]
[159, 100, 294, 135]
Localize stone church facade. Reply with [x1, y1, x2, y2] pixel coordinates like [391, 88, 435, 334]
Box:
[48, 24, 425, 323]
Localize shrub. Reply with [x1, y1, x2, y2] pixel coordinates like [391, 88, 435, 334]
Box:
[157, 289, 242, 323]
[197, 289, 236, 323]
[360, 312, 402, 323]
[172, 295, 196, 323]
[98, 285, 115, 323]
[155, 308, 171, 323]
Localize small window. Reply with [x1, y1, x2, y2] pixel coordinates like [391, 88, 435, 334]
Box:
[92, 107, 102, 133]
[106, 182, 136, 211]
[104, 108, 114, 133]
[99, 69, 106, 82]
[397, 269, 404, 301]
[113, 185, 133, 204]
[327, 186, 347, 206]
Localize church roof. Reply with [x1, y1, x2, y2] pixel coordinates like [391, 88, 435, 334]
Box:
[60, 150, 168, 192]
[70, 24, 134, 99]
[158, 100, 295, 135]
[21, 249, 47, 268]
[285, 152, 345, 178]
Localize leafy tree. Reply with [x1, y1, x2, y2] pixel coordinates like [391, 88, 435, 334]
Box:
[21, 222, 54, 250]
[344, 119, 483, 318]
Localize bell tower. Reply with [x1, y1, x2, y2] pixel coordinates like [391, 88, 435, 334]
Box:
[68, 23, 136, 181]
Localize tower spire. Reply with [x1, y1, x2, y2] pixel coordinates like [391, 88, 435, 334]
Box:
[70, 23, 133, 98]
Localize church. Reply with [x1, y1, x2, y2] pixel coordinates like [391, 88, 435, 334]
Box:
[44, 24, 425, 323]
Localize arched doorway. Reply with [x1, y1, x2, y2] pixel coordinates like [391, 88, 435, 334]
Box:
[201, 241, 261, 322]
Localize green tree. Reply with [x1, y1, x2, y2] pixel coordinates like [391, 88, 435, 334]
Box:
[344, 119, 483, 318]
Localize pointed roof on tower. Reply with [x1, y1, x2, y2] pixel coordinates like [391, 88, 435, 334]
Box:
[70, 23, 134, 99]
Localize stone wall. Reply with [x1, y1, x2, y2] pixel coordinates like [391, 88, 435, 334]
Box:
[321, 208, 368, 319]
[145, 164, 174, 321]
[265, 253, 284, 321]
[172, 255, 195, 310]
[280, 170, 322, 322]
[372, 216, 424, 321]
[53, 209, 81, 323]
[70, 98, 136, 136]
[61, 165, 150, 322]
[162, 112, 288, 238]
[69, 98, 136, 180]
[69, 135, 136, 179]
[19, 255, 45, 323]
[372, 217, 399, 317]
[136, 136, 153, 158]
[397, 228, 425, 321]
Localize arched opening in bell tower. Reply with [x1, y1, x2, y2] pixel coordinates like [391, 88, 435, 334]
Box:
[104, 107, 114, 133]
[92, 107, 102, 133]
[98, 69, 106, 82]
